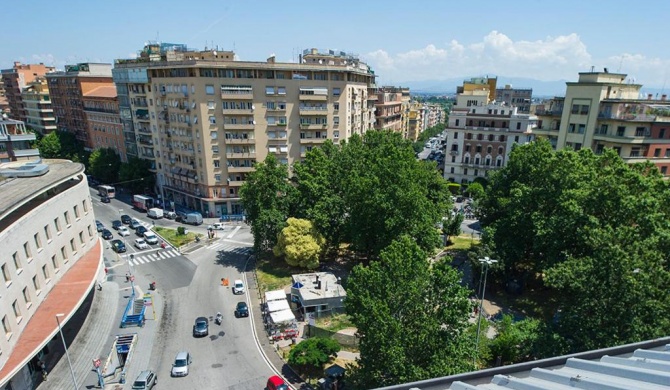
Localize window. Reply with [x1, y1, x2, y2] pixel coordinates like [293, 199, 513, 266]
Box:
[488, 134, 494, 141]
[454, 132, 458, 139]
[12, 300, 20, 322]
[54, 217, 61, 233]
[662, 166, 668, 175]
[451, 156, 456, 163]
[666, 149, 670, 158]
[476, 145, 482, 153]
[333, 102, 339, 111]
[455, 119, 460, 126]
[334, 117, 339, 125]
[70, 239, 76, 253]
[333, 88, 341, 96]
[2, 316, 10, 338]
[87, 225, 93, 238]
[580, 105, 589, 115]
[79, 231, 84, 245]
[12, 252, 20, 272]
[660, 129, 666, 138]
[333, 130, 339, 138]
[617, 126, 625, 136]
[464, 168, 468, 175]
[208, 115, 216, 124]
[578, 124, 585, 134]
[205, 85, 214, 95]
[498, 147, 504, 154]
[23, 243, 31, 261]
[73, 205, 79, 219]
[568, 123, 576, 133]
[82, 199, 88, 213]
[1, 264, 10, 284]
[599, 124, 609, 135]
[207, 101, 216, 109]
[450, 167, 455, 174]
[61, 247, 68, 263]
[22, 287, 31, 307]
[277, 87, 286, 95]
[516, 122, 521, 130]
[265, 86, 275, 95]
[487, 146, 493, 154]
[635, 127, 647, 137]
[32, 275, 40, 292]
[571, 104, 579, 114]
[654, 148, 661, 157]
[465, 144, 471, 152]
[215, 174, 221, 182]
[51, 255, 59, 272]
[476, 134, 483, 141]
[34, 233, 42, 250]
[63, 211, 70, 226]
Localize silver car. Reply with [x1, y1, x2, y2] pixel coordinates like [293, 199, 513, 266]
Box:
[171, 351, 191, 377]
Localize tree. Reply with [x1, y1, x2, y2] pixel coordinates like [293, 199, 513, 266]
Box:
[487, 315, 541, 366]
[287, 337, 341, 378]
[340, 131, 450, 259]
[466, 182, 484, 200]
[239, 154, 294, 252]
[346, 235, 473, 388]
[37, 131, 87, 163]
[88, 148, 121, 185]
[273, 218, 325, 269]
[119, 157, 155, 194]
[443, 212, 464, 244]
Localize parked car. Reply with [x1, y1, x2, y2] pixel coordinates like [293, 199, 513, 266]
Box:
[129, 219, 141, 230]
[136, 226, 148, 236]
[234, 302, 249, 318]
[143, 231, 159, 245]
[112, 220, 123, 230]
[208, 222, 226, 230]
[117, 226, 131, 237]
[111, 240, 126, 253]
[232, 279, 245, 295]
[95, 220, 104, 232]
[192, 317, 209, 337]
[134, 238, 149, 250]
[101, 229, 113, 240]
[101, 195, 111, 203]
[121, 215, 132, 224]
[131, 370, 157, 390]
[170, 351, 191, 377]
[164, 211, 177, 220]
[267, 375, 289, 390]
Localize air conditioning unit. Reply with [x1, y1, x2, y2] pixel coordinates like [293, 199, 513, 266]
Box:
[252, 121, 256, 125]
[251, 105, 255, 110]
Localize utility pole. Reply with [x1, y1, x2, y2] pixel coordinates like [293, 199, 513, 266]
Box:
[474, 256, 498, 368]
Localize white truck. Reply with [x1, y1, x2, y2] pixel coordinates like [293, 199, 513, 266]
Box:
[147, 208, 164, 219]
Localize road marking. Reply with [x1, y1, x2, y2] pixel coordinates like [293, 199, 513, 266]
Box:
[226, 226, 241, 239]
[136, 257, 146, 264]
[222, 238, 253, 246]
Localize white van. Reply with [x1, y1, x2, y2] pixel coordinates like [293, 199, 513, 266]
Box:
[143, 231, 159, 245]
[147, 208, 164, 219]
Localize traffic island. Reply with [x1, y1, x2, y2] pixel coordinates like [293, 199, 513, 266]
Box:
[153, 226, 203, 249]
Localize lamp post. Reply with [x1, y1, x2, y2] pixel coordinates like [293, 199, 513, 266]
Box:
[474, 256, 498, 367]
[55, 313, 78, 389]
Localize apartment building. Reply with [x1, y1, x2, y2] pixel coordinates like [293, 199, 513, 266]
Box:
[114, 45, 376, 216]
[0, 117, 39, 162]
[82, 85, 126, 161]
[457, 76, 498, 102]
[0, 158, 101, 389]
[0, 62, 55, 122]
[45, 63, 114, 150]
[535, 70, 670, 176]
[373, 86, 405, 132]
[0, 79, 8, 113]
[496, 84, 533, 113]
[21, 77, 57, 135]
[405, 101, 424, 141]
[443, 89, 537, 184]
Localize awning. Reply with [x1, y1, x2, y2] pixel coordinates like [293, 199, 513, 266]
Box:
[265, 289, 287, 302]
[292, 282, 304, 289]
[267, 299, 291, 313]
[269, 309, 295, 324]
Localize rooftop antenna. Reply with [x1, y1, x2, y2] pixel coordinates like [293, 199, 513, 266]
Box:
[156, 31, 160, 43]
[617, 54, 626, 73]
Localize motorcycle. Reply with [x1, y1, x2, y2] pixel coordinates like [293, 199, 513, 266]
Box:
[215, 312, 223, 325]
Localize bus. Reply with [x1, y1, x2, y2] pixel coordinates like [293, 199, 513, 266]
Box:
[98, 185, 116, 199]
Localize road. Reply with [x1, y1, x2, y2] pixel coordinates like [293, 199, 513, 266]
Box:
[89, 187, 275, 389]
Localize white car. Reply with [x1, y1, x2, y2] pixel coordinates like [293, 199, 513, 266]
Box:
[232, 279, 245, 295]
[143, 231, 159, 245]
[134, 238, 149, 250]
[207, 222, 225, 230]
[118, 226, 131, 237]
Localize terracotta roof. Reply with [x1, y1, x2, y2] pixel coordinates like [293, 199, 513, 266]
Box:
[0, 239, 102, 384]
[83, 85, 117, 98]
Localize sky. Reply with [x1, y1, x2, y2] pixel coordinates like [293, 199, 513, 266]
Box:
[5, 0, 670, 92]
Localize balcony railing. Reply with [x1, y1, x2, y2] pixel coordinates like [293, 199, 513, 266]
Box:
[225, 138, 255, 144]
[224, 123, 255, 130]
[227, 166, 255, 173]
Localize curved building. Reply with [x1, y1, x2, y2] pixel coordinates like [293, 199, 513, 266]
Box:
[0, 159, 102, 389]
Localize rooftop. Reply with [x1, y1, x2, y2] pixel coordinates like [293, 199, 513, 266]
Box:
[83, 85, 117, 98]
[0, 159, 84, 222]
[292, 272, 346, 301]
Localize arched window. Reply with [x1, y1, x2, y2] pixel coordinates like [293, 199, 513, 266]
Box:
[502, 121, 508, 128]
[496, 156, 504, 167]
[485, 156, 492, 166]
[474, 153, 481, 165]
[464, 153, 471, 164]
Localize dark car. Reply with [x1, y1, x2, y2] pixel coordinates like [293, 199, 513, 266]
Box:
[101, 229, 113, 240]
[121, 215, 132, 224]
[101, 195, 111, 203]
[234, 302, 249, 318]
[111, 240, 126, 253]
[95, 221, 104, 232]
[136, 226, 148, 236]
[193, 317, 209, 337]
[112, 220, 123, 230]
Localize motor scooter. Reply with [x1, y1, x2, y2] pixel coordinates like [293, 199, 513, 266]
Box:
[215, 312, 223, 325]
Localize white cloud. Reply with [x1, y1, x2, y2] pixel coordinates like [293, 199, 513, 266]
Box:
[362, 31, 670, 87]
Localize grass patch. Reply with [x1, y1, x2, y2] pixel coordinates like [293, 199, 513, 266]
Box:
[154, 226, 202, 247]
[256, 254, 297, 292]
[315, 314, 355, 333]
[446, 235, 477, 250]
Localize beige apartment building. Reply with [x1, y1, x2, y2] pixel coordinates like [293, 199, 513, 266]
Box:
[535, 70, 670, 176]
[114, 45, 376, 216]
[82, 85, 126, 161]
[1, 62, 55, 122]
[21, 77, 57, 135]
[373, 86, 405, 133]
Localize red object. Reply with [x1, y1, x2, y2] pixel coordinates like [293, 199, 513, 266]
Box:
[93, 358, 101, 368]
[104, 267, 108, 274]
[267, 375, 288, 390]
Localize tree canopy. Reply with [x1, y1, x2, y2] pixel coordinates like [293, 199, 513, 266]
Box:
[88, 148, 121, 185]
[37, 130, 87, 163]
[345, 235, 473, 388]
[287, 337, 341, 378]
[273, 218, 325, 269]
[119, 157, 155, 194]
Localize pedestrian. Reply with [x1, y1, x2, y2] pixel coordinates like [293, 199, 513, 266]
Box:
[38, 360, 47, 381]
[125, 273, 130, 282]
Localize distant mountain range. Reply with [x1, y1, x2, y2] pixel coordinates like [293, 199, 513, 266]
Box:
[400, 77, 670, 99]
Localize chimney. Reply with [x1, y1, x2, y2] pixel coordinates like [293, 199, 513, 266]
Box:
[317, 280, 322, 290]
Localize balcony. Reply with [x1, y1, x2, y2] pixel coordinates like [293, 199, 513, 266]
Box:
[227, 180, 246, 187]
[225, 138, 255, 144]
[226, 152, 256, 159]
[299, 106, 328, 115]
[299, 94, 328, 101]
[598, 112, 658, 122]
[13, 148, 40, 157]
[300, 137, 328, 144]
[222, 108, 253, 115]
[138, 138, 153, 146]
[8, 133, 37, 142]
[299, 123, 327, 130]
[224, 123, 255, 130]
[449, 150, 460, 156]
[221, 88, 253, 100]
[227, 166, 255, 173]
[137, 127, 152, 134]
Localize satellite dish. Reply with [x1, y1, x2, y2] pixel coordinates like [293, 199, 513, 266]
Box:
[213, 51, 217, 56]
[302, 59, 306, 63]
[319, 59, 323, 64]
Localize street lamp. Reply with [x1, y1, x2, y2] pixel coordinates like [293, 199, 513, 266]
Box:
[55, 313, 78, 389]
[474, 256, 498, 367]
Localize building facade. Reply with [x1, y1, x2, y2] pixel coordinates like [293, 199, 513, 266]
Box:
[0, 118, 39, 162]
[373, 86, 404, 133]
[535, 71, 670, 176]
[82, 86, 126, 161]
[496, 84, 533, 113]
[45, 63, 114, 150]
[21, 78, 57, 135]
[114, 45, 376, 216]
[0, 63, 55, 122]
[0, 158, 102, 389]
[443, 90, 537, 184]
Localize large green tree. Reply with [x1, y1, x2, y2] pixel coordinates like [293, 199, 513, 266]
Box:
[346, 235, 473, 388]
[273, 218, 325, 269]
[239, 154, 294, 252]
[287, 337, 341, 379]
[118, 157, 155, 194]
[37, 130, 87, 163]
[88, 148, 121, 185]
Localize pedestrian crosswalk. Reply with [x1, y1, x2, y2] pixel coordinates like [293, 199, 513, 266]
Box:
[207, 241, 252, 255]
[125, 249, 180, 266]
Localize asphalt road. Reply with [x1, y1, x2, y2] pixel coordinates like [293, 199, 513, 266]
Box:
[90, 187, 275, 388]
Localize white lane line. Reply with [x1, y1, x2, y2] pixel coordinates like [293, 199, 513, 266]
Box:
[157, 252, 168, 259]
[226, 226, 241, 239]
[136, 257, 146, 264]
